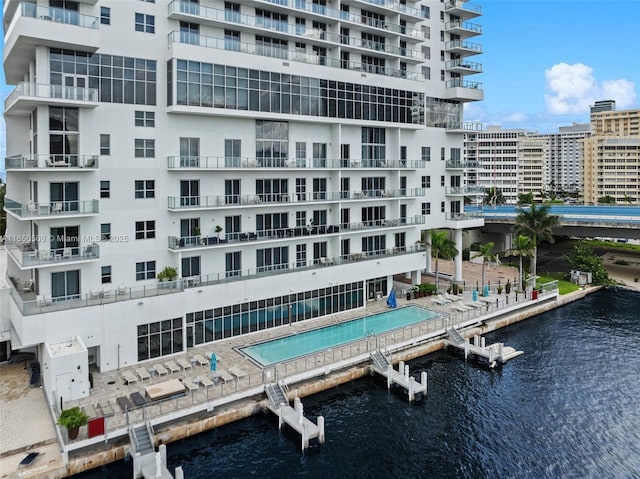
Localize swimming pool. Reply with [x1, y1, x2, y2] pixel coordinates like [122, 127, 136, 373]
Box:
[240, 305, 439, 366]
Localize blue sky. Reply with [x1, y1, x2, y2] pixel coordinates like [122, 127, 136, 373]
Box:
[1, 0, 640, 177]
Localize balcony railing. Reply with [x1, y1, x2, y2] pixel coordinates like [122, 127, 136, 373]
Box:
[445, 212, 484, 221]
[444, 20, 482, 34]
[20, 2, 99, 29]
[167, 156, 422, 169]
[444, 40, 483, 54]
[6, 82, 99, 105]
[444, 122, 484, 132]
[445, 186, 485, 196]
[168, 32, 426, 81]
[5, 154, 98, 169]
[444, 1, 482, 16]
[5, 241, 100, 268]
[445, 59, 483, 72]
[445, 159, 479, 169]
[445, 79, 483, 90]
[168, 188, 424, 209]
[168, 216, 425, 250]
[4, 199, 99, 218]
[8, 245, 425, 316]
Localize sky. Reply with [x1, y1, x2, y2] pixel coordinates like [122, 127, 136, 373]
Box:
[1, 0, 640, 178]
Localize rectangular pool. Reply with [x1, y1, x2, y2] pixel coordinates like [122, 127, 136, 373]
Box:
[240, 305, 439, 366]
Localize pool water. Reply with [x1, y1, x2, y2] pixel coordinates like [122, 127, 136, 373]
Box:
[241, 305, 438, 366]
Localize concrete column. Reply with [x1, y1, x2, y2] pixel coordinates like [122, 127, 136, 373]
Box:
[412, 269, 421, 285]
[454, 229, 463, 282]
[425, 242, 432, 272]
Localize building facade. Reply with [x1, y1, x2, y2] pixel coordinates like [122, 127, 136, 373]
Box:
[583, 105, 640, 205]
[2, 0, 484, 400]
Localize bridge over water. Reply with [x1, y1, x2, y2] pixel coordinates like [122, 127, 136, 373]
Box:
[469, 205, 640, 240]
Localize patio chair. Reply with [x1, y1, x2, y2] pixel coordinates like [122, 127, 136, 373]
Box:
[123, 370, 138, 385]
[192, 354, 208, 367]
[176, 358, 192, 371]
[213, 369, 234, 383]
[165, 360, 180, 374]
[19, 452, 40, 469]
[198, 376, 214, 389]
[154, 363, 169, 376]
[97, 400, 114, 417]
[136, 367, 151, 381]
[228, 366, 247, 380]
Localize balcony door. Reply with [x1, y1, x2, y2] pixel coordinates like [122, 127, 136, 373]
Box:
[50, 181, 79, 211]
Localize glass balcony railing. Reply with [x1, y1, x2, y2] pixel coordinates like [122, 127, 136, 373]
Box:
[5, 154, 98, 169]
[445, 79, 483, 90]
[445, 159, 480, 169]
[445, 212, 484, 221]
[167, 189, 424, 209]
[8, 245, 426, 316]
[19, 1, 99, 29]
[444, 20, 482, 34]
[6, 82, 99, 105]
[168, 32, 426, 81]
[5, 240, 100, 267]
[445, 39, 483, 54]
[168, 217, 425, 249]
[445, 186, 485, 196]
[4, 199, 99, 218]
[168, 156, 423, 169]
[445, 59, 483, 72]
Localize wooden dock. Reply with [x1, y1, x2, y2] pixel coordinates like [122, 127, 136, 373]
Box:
[370, 351, 427, 403]
[445, 328, 523, 368]
[265, 383, 325, 450]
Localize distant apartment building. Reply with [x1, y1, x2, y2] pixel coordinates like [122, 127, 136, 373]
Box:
[583, 103, 640, 205]
[517, 138, 545, 201]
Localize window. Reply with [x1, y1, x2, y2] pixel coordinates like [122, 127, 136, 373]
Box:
[362, 127, 386, 167]
[180, 137, 200, 164]
[422, 202, 431, 215]
[182, 256, 201, 277]
[137, 318, 183, 362]
[295, 178, 306, 201]
[101, 266, 112, 284]
[225, 179, 240, 204]
[225, 252, 241, 277]
[312, 178, 327, 200]
[135, 220, 156, 239]
[341, 239, 350, 258]
[225, 139, 241, 167]
[49, 107, 78, 165]
[135, 180, 155, 198]
[135, 139, 155, 158]
[256, 178, 288, 202]
[101, 223, 111, 241]
[100, 7, 110, 25]
[135, 111, 155, 127]
[136, 261, 156, 280]
[296, 211, 306, 227]
[135, 13, 155, 33]
[225, 215, 241, 241]
[51, 270, 80, 300]
[441, 175, 445, 187]
[441, 147, 446, 161]
[100, 134, 110, 155]
[422, 176, 431, 188]
[441, 201, 445, 213]
[180, 180, 199, 206]
[296, 244, 307, 267]
[100, 180, 110, 198]
[312, 241, 327, 263]
[256, 120, 288, 166]
[421, 146, 431, 161]
[362, 235, 385, 255]
[395, 232, 406, 249]
[256, 247, 289, 272]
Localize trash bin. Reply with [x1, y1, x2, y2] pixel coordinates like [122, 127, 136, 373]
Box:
[532, 290, 538, 300]
[406, 291, 412, 301]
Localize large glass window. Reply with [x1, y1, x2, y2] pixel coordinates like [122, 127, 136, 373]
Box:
[50, 181, 79, 212]
[51, 270, 80, 300]
[256, 120, 288, 167]
[136, 260, 156, 280]
[181, 256, 201, 277]
[256, 247, 289, 272]
[49, 107, 78, 165]
[137, 318, 183, 361]
[225, 251, 241, 277]
[362, 127, 386, 167]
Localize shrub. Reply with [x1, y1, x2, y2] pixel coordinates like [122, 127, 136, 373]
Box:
[614, 259, 629, 266]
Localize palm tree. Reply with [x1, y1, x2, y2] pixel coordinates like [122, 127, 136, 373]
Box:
[471, 241, 496, 295]
[514, 203, 559, 283]
[483, 187, 506, 206]
[425, 230, 458, 291]
[511, 235, 534, 292]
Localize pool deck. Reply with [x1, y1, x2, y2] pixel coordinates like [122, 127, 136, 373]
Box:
[0, 279, 598, 478]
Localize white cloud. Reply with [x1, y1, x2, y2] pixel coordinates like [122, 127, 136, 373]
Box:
[544, 62, 636, 115]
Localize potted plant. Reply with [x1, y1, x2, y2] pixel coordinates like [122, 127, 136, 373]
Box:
[215, 225, 223, 238]
[157, 266, 178, 282]
[505, 280, 512, 295]
[497, 285, 503, 295]
[57, 407, 89, 440]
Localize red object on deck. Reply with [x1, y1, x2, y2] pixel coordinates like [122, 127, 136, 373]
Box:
[88, 417, 105, 438]
[532, 290, 538, 300]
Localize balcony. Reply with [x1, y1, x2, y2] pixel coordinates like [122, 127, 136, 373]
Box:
[5, 154, 99, 170]
[4, 199, 99, 220]
[5, 241, 100, 269]
[444, 122, 484, 134]
[444, 1, 482, 19]
[445, 20, 482, 38]
[168, 32, 426, 81]
[168, 188, 424, 210]
[445, 159, 479, 169]
[444, 79, 484, 102]
[445, 186, 485, 196]
[444, 40, 482, 56]
[167, 156, 422, 169]
[4, 3, 100, 84]
[168, 216, 425, 251]
[8, 244, 425, 316]
[5, 82, 99, 116]
[444, 59, 482, 75]
[444, 211, 484, 228]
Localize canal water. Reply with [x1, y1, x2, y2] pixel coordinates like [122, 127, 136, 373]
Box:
[77, 288, 640, 479]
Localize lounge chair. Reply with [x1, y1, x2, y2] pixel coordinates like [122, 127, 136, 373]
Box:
[214, 369, 234, 383]
[198, 376, 214, 389]
[464, 302, 482, 309]
[165, 360, 180, 374]
[116, 396, 133, 411]
[430, 297, 448, 306]
[123, 370, 138, 385]
[130, 391, 147, 407]
[228, 366, 247, 380]
[451, 304, 470, 313]
[136, 367, 151, 381]
[176, 358, 192, 371]
[444, 293, 463, 302]
[184, 380, 199, 393]
[154, 363, 169, 376]
[192, 354, 209, 367]
[97, 400, 114, 417]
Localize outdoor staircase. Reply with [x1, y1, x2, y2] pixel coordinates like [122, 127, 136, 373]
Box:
[132, 425, 154, 456]
[265, 382, 289, 409]
[370, 351, 390, 370]
[447, 327, 465, 346]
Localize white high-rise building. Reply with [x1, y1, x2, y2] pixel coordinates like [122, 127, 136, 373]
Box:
[2, 0, 483, 400]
